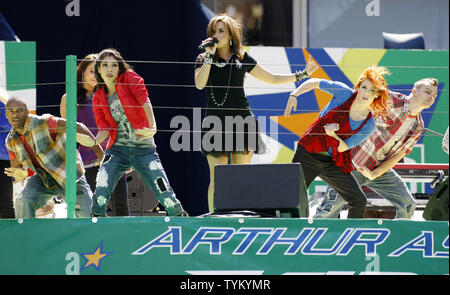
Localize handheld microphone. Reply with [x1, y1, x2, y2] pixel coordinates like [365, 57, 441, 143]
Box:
[198, 38, 218, 50]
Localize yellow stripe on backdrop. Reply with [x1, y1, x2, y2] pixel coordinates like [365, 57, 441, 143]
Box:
[338, 48, 387, 84]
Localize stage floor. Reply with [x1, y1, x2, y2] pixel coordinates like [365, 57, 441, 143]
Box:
[45, 199, 426, 221]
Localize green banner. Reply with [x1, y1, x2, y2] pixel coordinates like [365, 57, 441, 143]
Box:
[0, 217, 447, 275]
[4, 42, 36, 91]
[0, 41, 36, 113]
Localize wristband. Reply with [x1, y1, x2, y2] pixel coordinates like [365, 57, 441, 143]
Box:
[204, 57, 213, 65]
[295, 69, 310, 82]
[204, 53, 214, 65]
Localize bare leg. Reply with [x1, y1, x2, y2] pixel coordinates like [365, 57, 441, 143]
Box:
[206, 153, 229, 213]
[231, 150, 253, 165]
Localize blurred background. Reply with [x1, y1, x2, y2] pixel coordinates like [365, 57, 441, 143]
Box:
[202, 0, 448, 49]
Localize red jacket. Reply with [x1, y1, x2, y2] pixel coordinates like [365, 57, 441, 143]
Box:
[93, 70, 150, 149]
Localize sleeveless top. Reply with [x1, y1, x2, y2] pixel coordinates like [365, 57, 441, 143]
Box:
[77, 94, 105, 166]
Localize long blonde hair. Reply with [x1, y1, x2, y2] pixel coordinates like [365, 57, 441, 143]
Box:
[207, 14, 245, 60]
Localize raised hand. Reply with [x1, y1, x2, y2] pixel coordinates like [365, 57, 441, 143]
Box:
[202, 38, 217, 55]
[305, 55, 319, 76]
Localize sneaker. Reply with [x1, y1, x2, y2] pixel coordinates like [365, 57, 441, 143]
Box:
[176, 210, 189, 217]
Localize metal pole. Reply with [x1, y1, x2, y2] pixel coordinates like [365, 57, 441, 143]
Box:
[65, 55, 77, 218]
[293, 0, 308, 48]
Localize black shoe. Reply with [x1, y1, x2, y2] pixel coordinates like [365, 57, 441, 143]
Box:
[91, 213, 108, 217]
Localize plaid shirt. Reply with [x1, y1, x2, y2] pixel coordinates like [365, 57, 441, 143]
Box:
[6, 114, 85, 189]
[352, 91, 424, 171]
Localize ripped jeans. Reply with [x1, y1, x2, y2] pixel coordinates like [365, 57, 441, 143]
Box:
[92, 145, 184, 216]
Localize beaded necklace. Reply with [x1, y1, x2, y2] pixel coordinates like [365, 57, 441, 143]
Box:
[208, 56, 234, 107]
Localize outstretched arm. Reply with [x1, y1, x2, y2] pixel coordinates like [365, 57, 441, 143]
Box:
[93, 130, 110, 146]
[249, 64, 296, 84]
[55, 117, 100, 147]
[74, 124, 106, 162]
[284, 78, 322, 117]
[358, 151, 406, 180]
[4, 158, 28, 182]
[249, 55, 318, 85]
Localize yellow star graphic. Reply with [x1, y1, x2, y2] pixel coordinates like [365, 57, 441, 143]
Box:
[81, 242, 113, 272]
[84, 248, 108, 268]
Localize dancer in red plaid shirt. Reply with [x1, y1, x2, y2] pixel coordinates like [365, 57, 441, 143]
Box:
[315, 78, 439, 219]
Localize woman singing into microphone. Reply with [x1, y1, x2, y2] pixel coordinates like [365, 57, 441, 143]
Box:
[194, 14, 318, 213]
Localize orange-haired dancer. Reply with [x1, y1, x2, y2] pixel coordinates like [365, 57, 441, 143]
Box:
[284, 67, 391, 218]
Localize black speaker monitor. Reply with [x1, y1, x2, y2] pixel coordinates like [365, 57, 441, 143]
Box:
[125, 170, 159, 216]
[214, 163, 309, 217]
[423, 178, 449, 221]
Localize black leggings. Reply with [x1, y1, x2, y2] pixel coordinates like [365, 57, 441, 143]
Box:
[292, 146, 367, 218]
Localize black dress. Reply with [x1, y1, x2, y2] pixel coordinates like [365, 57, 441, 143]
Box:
[195, 51, 266, 156]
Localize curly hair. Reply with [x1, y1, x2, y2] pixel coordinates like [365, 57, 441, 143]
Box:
[354, 66, 391, 119]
